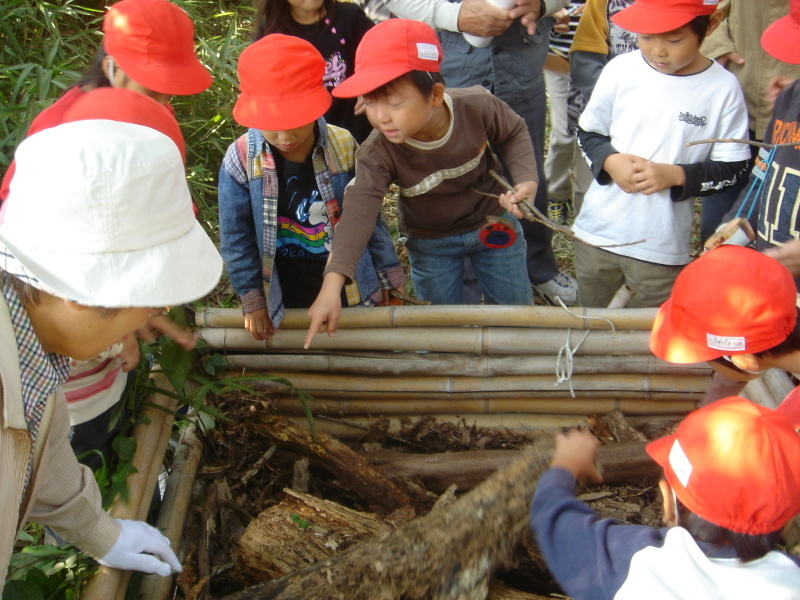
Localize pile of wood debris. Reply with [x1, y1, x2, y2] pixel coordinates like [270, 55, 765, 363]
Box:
[173, 394, 674, 600]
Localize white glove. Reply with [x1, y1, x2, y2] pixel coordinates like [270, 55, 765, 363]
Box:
[98, 519, 182, 576]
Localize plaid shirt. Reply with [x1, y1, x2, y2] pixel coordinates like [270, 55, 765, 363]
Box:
[0, 271, 70, 489]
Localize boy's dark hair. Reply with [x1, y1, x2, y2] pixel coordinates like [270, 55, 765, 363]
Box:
[754, 308, 800, 359]
[677, 498, 780, 562]
[74, 48, 112, 90]
[363, 70, 446, 103]
[686, 15, 712, 45]
[254, 0, 335, 40]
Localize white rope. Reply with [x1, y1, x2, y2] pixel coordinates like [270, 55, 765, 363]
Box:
[553, 298, 617, 397]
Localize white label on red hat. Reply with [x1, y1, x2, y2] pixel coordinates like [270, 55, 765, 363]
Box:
[706, 333, 745, 352]
[417, 43, 439, 61]
[668, 440, 693, 489]
[703, 0, 719, 5]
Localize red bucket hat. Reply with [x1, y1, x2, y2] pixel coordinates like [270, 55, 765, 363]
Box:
[62, 87, 186, 161]
[761, 0, 800, 65]
[233, 35, 332, 131]
[103, 0, 212, 96]
[332, 18, 442, 99]
[649, 246, 797, 364]
[612, 0, 721, 34]
[646, 397, 800, 535]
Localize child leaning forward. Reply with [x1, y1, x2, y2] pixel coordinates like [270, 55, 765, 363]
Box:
[305, 19, 539, 347]
[219, 35, 404, 342]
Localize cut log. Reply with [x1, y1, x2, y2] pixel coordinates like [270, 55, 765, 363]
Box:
[602, 409, 649, 443]
[251, 416, 411, 514]
[234, 489, 397, 583]
[364, 442, 658, 493]
[218, 438, 555, 600]
[487, 581, 555, 600]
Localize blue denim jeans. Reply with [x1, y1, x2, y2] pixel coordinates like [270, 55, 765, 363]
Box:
[405, 218, 532, 305]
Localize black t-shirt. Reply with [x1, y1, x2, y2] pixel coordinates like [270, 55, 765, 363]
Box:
[289, 2, 374, 143]
[273, 151, 330, 308]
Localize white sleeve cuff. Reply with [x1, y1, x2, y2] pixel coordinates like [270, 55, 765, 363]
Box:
[434, 1, 462, 31]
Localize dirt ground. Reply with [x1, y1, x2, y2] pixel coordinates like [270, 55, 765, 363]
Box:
[173, 392, 672, 599]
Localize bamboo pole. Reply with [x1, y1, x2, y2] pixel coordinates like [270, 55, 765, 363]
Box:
[761, 368, 796, 407]
[195, 306, 658, 331]
[81, 373, 178, 600]
[139, 420, 203, 600]
[270, 396, 696, 416]
[279, 413, 685, 438]
[742, 376, 781, 410]
[222, 353, 711, 377]
[198, 327, 653, 355]
[226, 371, 710, 395]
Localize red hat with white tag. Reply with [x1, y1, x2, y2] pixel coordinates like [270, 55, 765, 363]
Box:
[649, 245, 797, 364]
[646, 397, 800, 535]
[332, 18, 442, 98]
[612, 0, 721, 34]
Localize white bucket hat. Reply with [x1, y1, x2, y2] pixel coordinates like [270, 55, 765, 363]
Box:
[0, 120, 222, 307]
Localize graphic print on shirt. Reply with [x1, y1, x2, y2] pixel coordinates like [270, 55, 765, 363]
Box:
[756, 115, 800, 247]
[324, 52, 347, 90]
[276, 175, 332, 262]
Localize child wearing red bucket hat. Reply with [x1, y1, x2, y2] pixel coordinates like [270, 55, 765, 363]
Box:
[304, 18, 540, 347]
[649, 245, 800, 403]
[527, 0, 751, 309]
[530, 397, 800, 600]
[0, 0, 210, 203]
[219, 35, 404, 342]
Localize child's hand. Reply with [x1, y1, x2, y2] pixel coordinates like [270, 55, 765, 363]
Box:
[763, 239, 800, 277]
[549, 428, 604, 484]
[497, 180, 538, 220]
[245, 309, 275, 342]
[631, 160, 685, 195]
[117, 334, 140, 372]
[603, 153, 644, 194]
[765, 75, 795, 111]
[304, 273, 347, 349]
[136, 313, 197, 350]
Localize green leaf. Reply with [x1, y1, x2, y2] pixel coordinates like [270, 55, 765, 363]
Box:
[111, 435, 137, 462]
[289, 514, 309, 530]
[3, 579, 45, 600]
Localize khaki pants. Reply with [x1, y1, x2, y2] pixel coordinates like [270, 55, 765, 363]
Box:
[574, 241, 684, 308]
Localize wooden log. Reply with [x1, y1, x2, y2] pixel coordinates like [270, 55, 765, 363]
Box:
[195, 306, 658, 331]
[234, 489, 392, 583]
[232, 371, 710, 395]
[487, 581, 554, 600]
[251, 416, 411, 514]
[197, 327, 653, 355]
[364, 442, 659, 493]
[218, 437, 556, 600]
[223, 352, 710, 377]
[81, 374, 178, 600]
[281, 414, 684, 439]
[270, 396, 698, 417]
[140, 420, 204, 600]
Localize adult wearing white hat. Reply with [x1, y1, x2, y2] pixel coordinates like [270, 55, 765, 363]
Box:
[0, 118, 222, 591]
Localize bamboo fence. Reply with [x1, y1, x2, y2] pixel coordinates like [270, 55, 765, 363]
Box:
[195, 306, 714, 435]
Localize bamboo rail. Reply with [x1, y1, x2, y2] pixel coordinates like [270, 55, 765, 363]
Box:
[81, 373, 178, 600]
[195, 306, 658, 330]
[223, 353, 709, 377]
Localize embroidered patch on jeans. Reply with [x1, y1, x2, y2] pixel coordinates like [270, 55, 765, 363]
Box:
[417, 43, 439, 61]
[707, 333, 746, 352]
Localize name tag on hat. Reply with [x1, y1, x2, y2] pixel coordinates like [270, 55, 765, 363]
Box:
[707, 333, 745, 352]
[417, 43, 439, 61]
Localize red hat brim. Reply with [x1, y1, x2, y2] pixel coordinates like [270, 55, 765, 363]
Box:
[649, 297, 724, 364]
[611, 4, 697, 34]
[234, 86, 332, 131]
[761, 16, 800, 65]
[113, 54, 212, 96]
[333, 65, 416, 99]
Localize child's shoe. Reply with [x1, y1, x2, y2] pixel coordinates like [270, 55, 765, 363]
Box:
[533, 272, 578, 306]
[547, 199, 567, 225]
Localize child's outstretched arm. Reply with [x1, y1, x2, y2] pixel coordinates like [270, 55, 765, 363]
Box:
[305, 272, 347, 349]
[549, 428, 604, 483]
